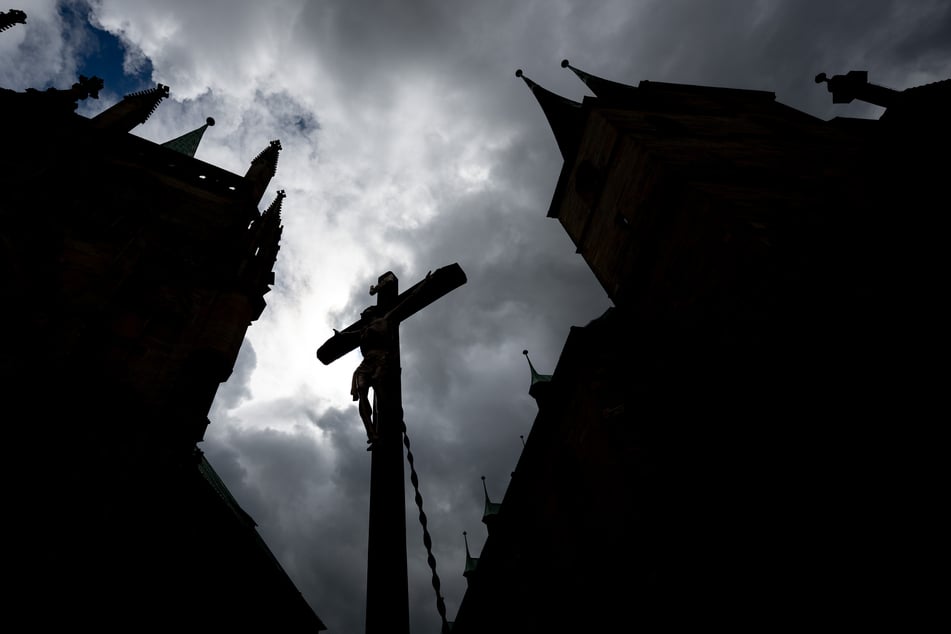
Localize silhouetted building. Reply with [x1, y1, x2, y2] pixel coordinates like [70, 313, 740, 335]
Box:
[0, 17, 324, 631]
[453, 63, 948, 632]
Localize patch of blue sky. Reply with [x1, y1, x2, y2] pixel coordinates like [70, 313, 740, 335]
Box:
[61, 1, 153, 98]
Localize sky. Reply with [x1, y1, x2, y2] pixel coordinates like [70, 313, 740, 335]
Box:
[3, 1, 949, 632]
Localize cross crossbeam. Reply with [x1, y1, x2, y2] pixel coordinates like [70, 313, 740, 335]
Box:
[317, 263, 467, 365]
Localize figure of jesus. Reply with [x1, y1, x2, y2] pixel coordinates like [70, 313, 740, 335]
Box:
[347, 304, 392, 448]
[331, 273, 430, 449]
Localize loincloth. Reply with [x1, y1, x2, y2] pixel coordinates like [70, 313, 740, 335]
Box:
[351, 350, 389, 400]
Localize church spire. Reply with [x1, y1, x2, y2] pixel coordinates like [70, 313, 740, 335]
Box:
[515, 68, 583, 160]
[523, 349, 552, 402]
[91, 83, 170, 132]
[561, 59, 639, 103]
[244, 139, 282, 204]
[264, 187, 286, 219]
[161, 117, 215, 157]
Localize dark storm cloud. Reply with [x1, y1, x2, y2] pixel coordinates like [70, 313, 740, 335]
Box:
[395, 195, 608, 401]
[241, 89, 321, 142]
[616, 0, 951, 116]
[888, 0, 951, 72]
[296, 0, 459, 88]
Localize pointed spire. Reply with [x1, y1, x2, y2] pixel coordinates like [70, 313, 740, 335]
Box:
[161, 117, 215, 157]
[481, 476, 502, 533]
[561, 59, 639, 103]
[523, 349, 553, 402]
[463, 531, 479, 583]
[264, 188, 286, 219]
[91, 83, 170, 132]
[244, 139, 282, 204]
[247, 189, 285, 246]
[515, 68, 584, 160]
[0, 9, 27, 32]
[255, 189, 285, 271]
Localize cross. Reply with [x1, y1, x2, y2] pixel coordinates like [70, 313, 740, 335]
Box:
[316, 262, 466, 634]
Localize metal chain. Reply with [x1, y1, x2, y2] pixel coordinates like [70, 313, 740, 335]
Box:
[401, 421, 450, 634]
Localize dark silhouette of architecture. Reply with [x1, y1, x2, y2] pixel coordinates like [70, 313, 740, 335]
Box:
[0, 7, 26, 31]
[452, 63, 948, 632]
[1, 14, 324, 630]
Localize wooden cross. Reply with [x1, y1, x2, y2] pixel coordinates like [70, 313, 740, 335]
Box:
[316, 262, 466, 634]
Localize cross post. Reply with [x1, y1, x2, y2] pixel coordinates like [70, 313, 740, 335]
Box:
[316, 263, 466, 634]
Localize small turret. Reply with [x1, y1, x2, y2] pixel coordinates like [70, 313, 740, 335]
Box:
[91, 83, 170, 132]
[244, 139, 282, 204]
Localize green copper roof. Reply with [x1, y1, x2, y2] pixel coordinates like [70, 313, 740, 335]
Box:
[522, 349, 552, 386]
[463, 531, 479, 576]
[162, 117, 215, 157]
[481, 476, 501, 520]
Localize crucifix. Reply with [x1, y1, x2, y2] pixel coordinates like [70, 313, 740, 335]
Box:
[316, 262, 466, 634]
